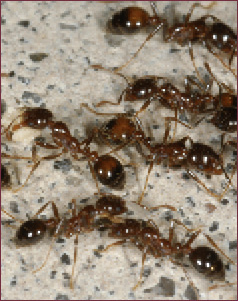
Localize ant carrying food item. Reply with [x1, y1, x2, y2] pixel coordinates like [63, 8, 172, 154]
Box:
[95, 215, 235, 295]
[111, 2, 237, 78]
[1, 194, 128, 289]
[2, 107, 126, 192]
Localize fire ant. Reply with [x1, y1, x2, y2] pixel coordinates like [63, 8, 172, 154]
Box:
[112, 2, 237, 78]
[1, 71, 15, 77]
[136, 133, 236, 204]
[91, 64, 229, 137]
[95, 215, 236, 295]
[106, 5, 163, 34]
[1, 107, 126, 191]
[1, 194, 129, 289]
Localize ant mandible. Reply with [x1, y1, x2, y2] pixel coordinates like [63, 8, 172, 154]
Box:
[2, 107, 126, 192]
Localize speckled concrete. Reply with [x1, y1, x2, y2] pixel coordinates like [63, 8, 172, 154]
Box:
[1, 1, 237, 300]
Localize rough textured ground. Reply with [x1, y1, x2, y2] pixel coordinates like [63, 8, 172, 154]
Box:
[1, 1, 237, 300]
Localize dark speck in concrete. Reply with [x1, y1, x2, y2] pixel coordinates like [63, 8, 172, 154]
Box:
[145, 276, 175, 296]
[59, 23, 77, 30]
[109, 291, 114, 295]
[18, 76, 31, 85]
[62, 272, 70, 280]
[143, 267, 151, 278]
[61, 253, 71, 265]
[209, 221, 219, 232]
[130, 262, 138, 268]
[10, 201, 19, 214]
[54, 159, 72, 172]
[18, 20, 30, 27]
[184, 284, 197, 300]
[170, 48, 181, 53]
[1, 18, 6, 25]
[182, 172, 190, 180]
[80, 198, 89, 204]
[95, 286, 100, 292]
[185, 197, 195, 207]
[10, 276, 17, 286]
[55, 294, 69, 300]
[50, 270, 57, 279]
[1, 100, 6, 116]
[56, 237, 65, 244]
[29, 53, 48, 62]
[221, 199, 229, 205]
[37, 197, 44, 203]
[164, 210, 173, 221]
[22, 91, 42, 103]
[229, 240, 237, 250]
[152, 124, 160, 129]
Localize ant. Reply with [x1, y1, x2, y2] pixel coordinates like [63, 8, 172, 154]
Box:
[1, 107, 126, 192]
[136, 132, 236, 204]
[91, 64, 230, 139]
[1, 194, 129, 289]
[112, 2, 237, 78]
[95, 215, 236, 295]
[1, 164, 11, 188]
[106, 5, 163, 34]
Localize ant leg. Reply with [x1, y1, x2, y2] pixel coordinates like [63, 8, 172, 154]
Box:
[31, 201, 60, 221]
[133, 202, 177, 213]
[114, 22, 165, 72]
[81, 103, 123, 116]
[134, 98, 154, 117]
[204, 41, 237, 78]
[185, 2, 216, 24]
[32, 218, 64, 274]
[208, 282, 236, 291]
[88, 161, 101, 195]
[204, 62, 235, 94]
[186, 169, 225, 200]
[1, 113, 24, 140]
[137, 160, 155, 205]
[188, 42, 207, 87]
[164, 116, 193, 143]
[169, 257, 200, 300]
[94, 239, 127, 253]
[171, 219, 203, 233]
[132, 247, 149, 291]
[1, 208, 24, 223]
[91, 64, 131, 84]
[70, 233, 79, 290]
[12, 151, 63, 193]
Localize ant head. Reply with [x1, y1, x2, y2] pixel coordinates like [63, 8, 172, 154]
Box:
[189, 246, 225, 280]
[125, 78, 158, 102]
[16, 219, 47, 246]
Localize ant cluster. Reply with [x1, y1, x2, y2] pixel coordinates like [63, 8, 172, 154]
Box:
[1, 1, 237, 299]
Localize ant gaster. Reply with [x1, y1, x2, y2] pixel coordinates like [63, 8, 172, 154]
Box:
[107, 5, 163, 34]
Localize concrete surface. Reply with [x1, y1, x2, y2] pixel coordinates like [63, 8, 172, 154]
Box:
[1, 1, 237, 300]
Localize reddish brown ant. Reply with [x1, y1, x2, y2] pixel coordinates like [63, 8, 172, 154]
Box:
[112, 2, 237, 78]
[136, 133, 236, 204]
[95, 215, 235, 294]
[91, 64, 233, 139]
[2, 107, 126, 192]
[1, 194, 128, 289]
[107, 5, 163, 34]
